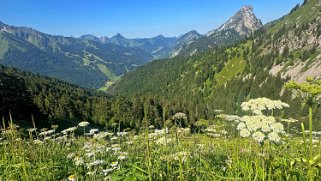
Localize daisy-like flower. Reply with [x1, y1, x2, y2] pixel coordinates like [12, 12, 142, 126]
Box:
[68, 174, 77, 181]
[102, 168, 114, 176]
[118, 154, 126, 160]
[74, 156, 84, 166]
[111, 161, 118, 168]
[89, 159, 104, 166]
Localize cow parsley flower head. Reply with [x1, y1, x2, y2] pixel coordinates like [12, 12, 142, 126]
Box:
[241, 97, 289, 115]
[240, 128, 250, 138]
[268, 132, 281, 143]
[281, 118, 298, 123]
[78, 121, 90, 127]
[270, 123, 284, 134]
[237, 98, 289, 144]
[172, 112, 187, 120]
[252, 131, 265, 143]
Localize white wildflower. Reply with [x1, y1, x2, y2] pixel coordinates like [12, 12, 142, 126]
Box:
[117, 132, 128, 137]
[252, 131, 265, 143]
[102, 168, 114, 176]
[74, 156, 84, 166]
[281, 118, 298, 123]
[241, 97, 289, 115]
[268, 132, 281, 143]
[240, 129, 250, 138]
[172, 112, 187, 120]
[155, 137, 172, 145]
[67, 153, 75, 159]
[78, 121, 90, 127]
[261, 124, 271, 133]
[89, 128, 99, 134]
[270, 123, 284, 134]
[93, 132, 109, 139]
[110, 161, 118, 168]
[62, 127, 77, 134]
[89, 159, 104, 166]
[237, 122, 246, 130]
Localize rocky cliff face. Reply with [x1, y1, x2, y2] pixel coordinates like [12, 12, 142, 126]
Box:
[219, 6, 262, 36]
[266, 0, 321, 82]
[207, 5, 262, 37]
[172, 5, 263, 57]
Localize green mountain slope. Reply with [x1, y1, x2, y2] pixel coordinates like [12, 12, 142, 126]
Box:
[0, 65, 114, 128]
[110, 0, 321, 121]
[0, 22, 152, 88]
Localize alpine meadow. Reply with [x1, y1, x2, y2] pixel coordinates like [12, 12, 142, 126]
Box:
[1, 0, 321, 180]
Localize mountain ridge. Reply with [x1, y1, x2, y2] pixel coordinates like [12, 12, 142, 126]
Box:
[173, 5, 263, 57]
[109, 0, 321, 116]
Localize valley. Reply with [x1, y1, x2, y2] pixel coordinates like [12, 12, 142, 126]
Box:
[1, 0, 321, 180]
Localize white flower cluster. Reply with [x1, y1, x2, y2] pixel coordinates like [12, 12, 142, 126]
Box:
[172, 112, 187, 120]
[155, 137, 173, 145]
[205, 125, 228, 138]
[78, 121, 90, 127]
[241, 97, 289, 115]
[217, 114, 240, 122]
[281, 118, 298, 123]
[237, 115, 284, 143]
[237, 98, 291, 144]
[149, 128, 169, 139]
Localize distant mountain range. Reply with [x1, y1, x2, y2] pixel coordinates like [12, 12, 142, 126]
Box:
[79, 31, 203, 59]
[78, 5, 263, 59]
[0, 5, 263, 88]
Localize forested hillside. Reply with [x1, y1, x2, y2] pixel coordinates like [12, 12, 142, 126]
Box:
[0, 65, 193, 130]
[109, 0, 321, 128]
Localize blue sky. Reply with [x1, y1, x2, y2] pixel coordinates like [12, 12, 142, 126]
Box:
[0, 0, 302, 38]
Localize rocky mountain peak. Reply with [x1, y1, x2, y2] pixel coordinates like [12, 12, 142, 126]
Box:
[112, 33, 126, 39]
[207, 5, 262, 37]
[178, 30, 202, 42]
[79, 34, 100, 42]
[219, 5, 262, 35]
